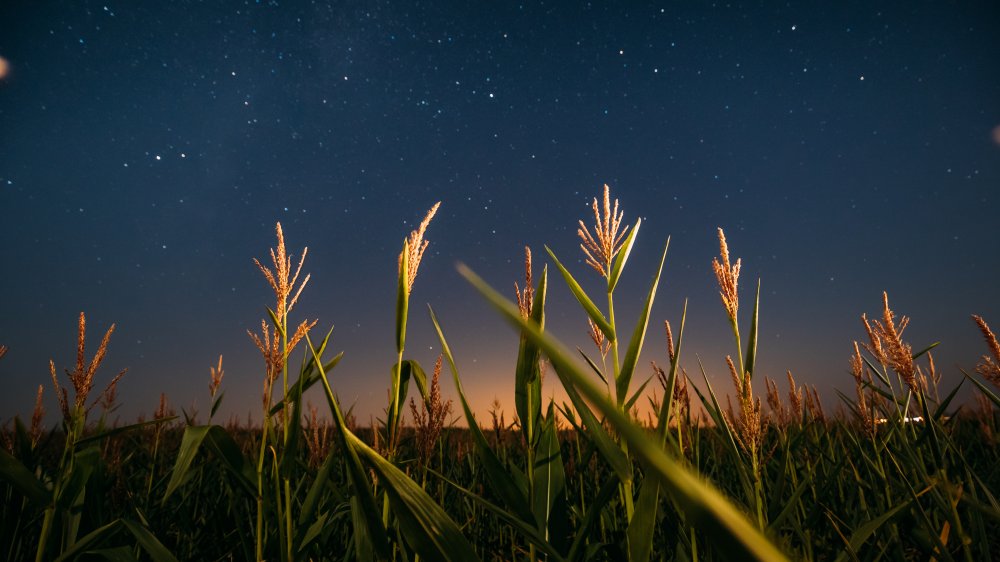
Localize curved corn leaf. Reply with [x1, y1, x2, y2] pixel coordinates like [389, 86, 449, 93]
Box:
[459, 263, 789, 561]
[75, 417, 176, 448]
[308, 334, 390, 561]
[163, 425, 255, 501]
[628, 302, 686, 562]
[833, 498, 914, 562]
[0, 447, 49, 505]
[516, 266, 547, 448]
[396, 239, 409, 353]
[121, 518, 180, 562]
[745, 279, 760, 381]
[624, 376, 654, 413]
[617, 237, 668, 405]
[53, 520, 121, 562]
[607, 218, 641, 293]
[533, 405, 567, 547]
[435, 470, 567, 561]
[402, 359, 429, 404]
[345, 429, 482, 561]
[577, 348, 609, 386]
[567, 474, 620, 562]
[545, 245, 614, 342]
[655, 300, 687, 435]
[428, 305, 535, 524]
[912, 342, 940, 360]
[627, 470, 661, 562]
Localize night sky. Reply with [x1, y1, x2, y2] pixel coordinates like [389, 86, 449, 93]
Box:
[2, 2, 998, 425]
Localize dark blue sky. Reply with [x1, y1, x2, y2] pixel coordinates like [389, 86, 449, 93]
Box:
[1, 1, 998, 424]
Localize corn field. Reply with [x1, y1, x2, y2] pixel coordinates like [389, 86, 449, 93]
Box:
[2, 186, 1000, 561]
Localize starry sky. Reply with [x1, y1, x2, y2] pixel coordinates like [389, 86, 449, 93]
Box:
[1, 1, 999, 425]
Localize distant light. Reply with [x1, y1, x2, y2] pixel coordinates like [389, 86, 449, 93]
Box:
[875, 416, 924, 424]
[791, 25, 796, 31]
[859, 75, 865, 81]
[0, 56, 9, 79]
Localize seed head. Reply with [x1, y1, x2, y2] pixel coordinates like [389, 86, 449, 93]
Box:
[254, 222, 311, 319]
[973, 315, 1000, 387]
[712, 228, 741, 323]
[49, 312, 120, 420]
[30, 385, 45, 445]
[399, 202, 441, 293]
[514, 246, 534, 319]
[209, 355, 224, 397]
[861, 292, 917, 392]
[577, 184, 628, 278]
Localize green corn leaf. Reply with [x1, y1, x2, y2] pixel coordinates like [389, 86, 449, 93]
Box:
[617, 237, 669, 405]
[269, 346, 343, 417]
[607, 218, 641, 293]
[266, 306, 284, 338]
[428, 305, 535, 523]
[435, 470, 567, 562]
[861, 354, 892, 388]
[533, 406, 567, 547]
[308, 334, 391, 561]
[210, 391, 225, 418]
[566, 474, 620, 562]
[297, 511, 331, 555]
[58, 445, 100, 510]
[627, 468, 661, 562]
[624, 376, 654, 413]
[558, 368, 633, 482]
[121, 518, 180, 562]
[912, 342, 940, 360]
[345, 429, 482, 561]
[53, 520, 121, 562]
[205, 426, 257, 496]
[85, 546, 137, 562]
[459, 262, 788, 561]
[75, 417, 177, 448]
[516, 266, 547, 448]
[689, 362, 755, 502]
[163, 426, 212, 502]
[163, 425, 255, 502]
[545, 245, 614, 342]
[396, 239, 410, 353]
[402, 359, 430, 404]
[833, 498, 915, 562]
[962, 369, 1000, 408]
[933, 378, 965, 421]
[0, 447, 49, 505]
[744, 279, 760, 381]
[299, 445, 337, 530]
[767, 468, 816, 533]
[655, 301, 687, 435]
[577, 348, 609, 386]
